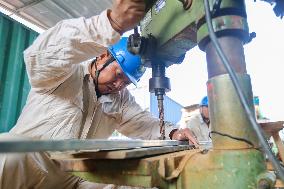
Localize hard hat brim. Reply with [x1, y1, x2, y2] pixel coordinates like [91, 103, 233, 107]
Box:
[108, 50, 138, 86]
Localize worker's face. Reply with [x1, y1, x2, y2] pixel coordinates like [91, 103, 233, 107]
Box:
[89, 52, 131, 94]
[200, 106, 209, 119]
[200, 106, 210, 125]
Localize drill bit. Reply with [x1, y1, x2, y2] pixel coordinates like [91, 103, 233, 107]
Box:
[157, 95, 165, 140]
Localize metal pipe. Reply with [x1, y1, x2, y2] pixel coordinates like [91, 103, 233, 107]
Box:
[207, 73, 258, 149]
[205, 36, 247, 78]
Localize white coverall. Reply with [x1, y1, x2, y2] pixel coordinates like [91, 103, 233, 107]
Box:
[0, 9, 175, 189]
[180, 111, 211, 142]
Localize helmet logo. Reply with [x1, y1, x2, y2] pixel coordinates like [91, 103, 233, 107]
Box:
[116, 54, 125, 64]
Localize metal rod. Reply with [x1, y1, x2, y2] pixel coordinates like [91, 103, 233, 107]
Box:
[0, 139, 189, 153]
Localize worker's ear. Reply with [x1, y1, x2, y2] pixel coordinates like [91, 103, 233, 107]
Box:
[95, 51, 111, 68]
[105, 50, 114, 60]
[98, 51, 108, 60]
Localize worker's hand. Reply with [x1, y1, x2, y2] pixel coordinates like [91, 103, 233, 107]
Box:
[109, 0, 146, 34]
[171, 128, 199, 148]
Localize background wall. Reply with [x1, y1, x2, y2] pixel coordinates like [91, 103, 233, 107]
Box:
[0, 12, 38, 132]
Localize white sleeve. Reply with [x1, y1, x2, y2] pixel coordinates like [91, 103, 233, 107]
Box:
[24, 10, 120, 91]
[117, 89, 177, 140]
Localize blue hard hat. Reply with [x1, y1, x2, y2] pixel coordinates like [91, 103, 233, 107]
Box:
[108, 37, 146, 86]
[253, 96, 259, 105]
[200, 96, 208, 107]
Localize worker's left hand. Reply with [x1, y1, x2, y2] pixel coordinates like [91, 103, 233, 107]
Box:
[171, 128, 199, 148]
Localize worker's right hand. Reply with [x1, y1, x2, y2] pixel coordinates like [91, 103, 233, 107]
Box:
[171, 128, 199, 148]
[109, 0, 146, 34]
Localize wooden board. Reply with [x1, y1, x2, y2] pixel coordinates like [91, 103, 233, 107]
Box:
[259, 121, 284, 135]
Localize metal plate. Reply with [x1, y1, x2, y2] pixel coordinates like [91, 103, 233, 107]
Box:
[0, 139, 190, 153]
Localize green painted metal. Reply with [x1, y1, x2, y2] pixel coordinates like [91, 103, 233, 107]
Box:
[208, 74, 259, 149]
[182, 149, 268, 189]
[67, 148, 271, 189]
[0, 12, 38, 132]
[80, 157, 172, 188]
[197, 15, 249, 47]
[141, 0, 203, 63]
[196, 0, 249, 50]
[70, 158, 162, 188]
[65, 150, 192, 189]
[141, 0, 249, 62]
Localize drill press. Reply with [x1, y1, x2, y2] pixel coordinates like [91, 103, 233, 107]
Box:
[128, 29, 174, 139]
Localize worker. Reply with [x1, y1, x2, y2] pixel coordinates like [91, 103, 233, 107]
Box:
[0, 1, 197, 188]
[180, 96, 211, 142]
